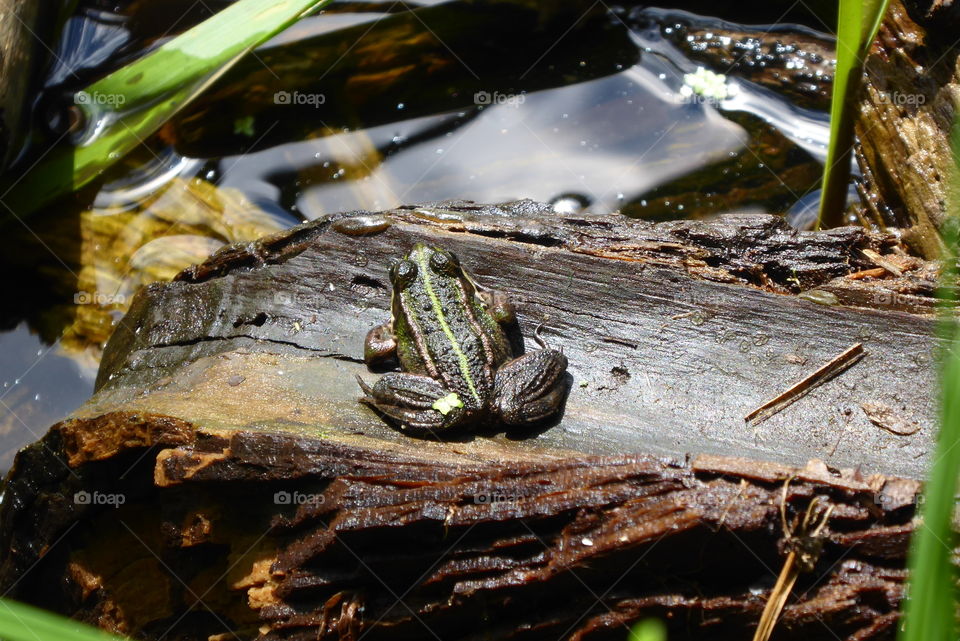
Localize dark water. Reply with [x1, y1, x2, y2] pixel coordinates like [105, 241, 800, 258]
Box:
[0, 0, 839, 471]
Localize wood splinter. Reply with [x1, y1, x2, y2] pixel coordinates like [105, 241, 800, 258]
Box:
[745, 343, 865, 426]
[861, 248, 904, 277]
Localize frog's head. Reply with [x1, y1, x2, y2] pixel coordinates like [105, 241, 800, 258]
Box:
[389, 243, 466, 290]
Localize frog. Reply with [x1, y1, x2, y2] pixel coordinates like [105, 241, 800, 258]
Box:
[356, 243, 568, 436]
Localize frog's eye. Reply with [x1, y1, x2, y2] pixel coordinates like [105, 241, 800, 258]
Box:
[429, 250, 460, 276]
[389, 259, 418, 287]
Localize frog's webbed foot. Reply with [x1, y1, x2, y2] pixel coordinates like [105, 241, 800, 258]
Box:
[356, 373, 464, 435]
[493, 348, 569, 426]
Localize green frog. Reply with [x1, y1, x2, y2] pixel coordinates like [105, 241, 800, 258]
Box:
[357, 243, 568, 435]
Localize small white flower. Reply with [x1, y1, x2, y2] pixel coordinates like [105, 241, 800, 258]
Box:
[682, 66, 738, 101]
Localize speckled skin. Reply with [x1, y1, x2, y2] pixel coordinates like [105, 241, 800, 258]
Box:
[357, 243, 568, 435]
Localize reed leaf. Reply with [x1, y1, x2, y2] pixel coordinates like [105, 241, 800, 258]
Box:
[816, 0, 890, 228]
[897, 109, 960, 641]
[2, 0, 332, 217]
[0, 598, 128, 641]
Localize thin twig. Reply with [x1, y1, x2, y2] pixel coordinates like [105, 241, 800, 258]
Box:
[752, 551, 800, 641]
[745, 343, 865, 426]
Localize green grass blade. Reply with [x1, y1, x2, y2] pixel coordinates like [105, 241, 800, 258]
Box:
[816, 0, 890, 229]
[898, 109, 960, 641]
[0, 598, 128, 641]
[628, 619, 667, 641]
[2, 0, 332, 217]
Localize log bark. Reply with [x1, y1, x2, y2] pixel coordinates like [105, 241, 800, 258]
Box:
[0, 201, 939, 640]
[857, 0, 960, 257]
[97, 200, 940, 480]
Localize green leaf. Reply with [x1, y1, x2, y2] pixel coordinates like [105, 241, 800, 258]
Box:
[816, 0, 890, 228]
[898, 107, 960, 641]
[628, 619, 667, 641]
[0, 598, 128, 641]
[2, 0, 332, 217]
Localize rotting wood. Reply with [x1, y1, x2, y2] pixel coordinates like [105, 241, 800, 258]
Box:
[0, 419, 920, 641]
[95, 201, 940, 479]
[0, 200, 942, 640]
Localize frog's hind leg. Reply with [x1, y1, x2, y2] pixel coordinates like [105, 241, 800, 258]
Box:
[356, 373, 460, 435]
[493, 349, 569, 426]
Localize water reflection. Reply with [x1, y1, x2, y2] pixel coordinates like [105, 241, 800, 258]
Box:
[223, 68, 748, 218]
[0, 324, 93, 471]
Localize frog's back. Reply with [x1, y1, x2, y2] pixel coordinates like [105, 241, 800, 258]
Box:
[392, 247, 512, 410]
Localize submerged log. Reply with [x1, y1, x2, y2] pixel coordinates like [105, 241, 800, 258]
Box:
[0, 201, 939, 639]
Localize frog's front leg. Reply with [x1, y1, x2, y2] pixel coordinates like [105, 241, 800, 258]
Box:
[356, 373, 466, 434]
[364, 322, 397, 368]
[493, 348, 569, 425]
[478, 290, 515, 324]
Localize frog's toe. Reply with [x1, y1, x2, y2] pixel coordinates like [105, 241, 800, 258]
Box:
[370, 403, 444, 429]
[367, 402, 462, 438]
[357, 372, 466, 436]
[499, 384, 568, 425]
[356, 374, 374, 396]
[494, 349, 569, 426]
[360, 372, 448, 408]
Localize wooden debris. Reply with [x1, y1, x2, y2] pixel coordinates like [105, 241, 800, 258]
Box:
[862, 249, 905, 277]
[848, 267, 889, 280]
[88, 203, 939, 479]
[0, 201, 942, 640]
[745, 343, 866, 426]
[862, 402, 923, 435]
[0, 423, 917, 641]
[752, 481, 834, 641]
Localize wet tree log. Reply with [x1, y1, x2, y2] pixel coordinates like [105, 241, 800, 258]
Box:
[857, 0, 960, 258]
[0, 200, 939, 640]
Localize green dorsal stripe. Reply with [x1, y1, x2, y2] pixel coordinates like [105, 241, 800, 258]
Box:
[416, 251, 482, 404]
